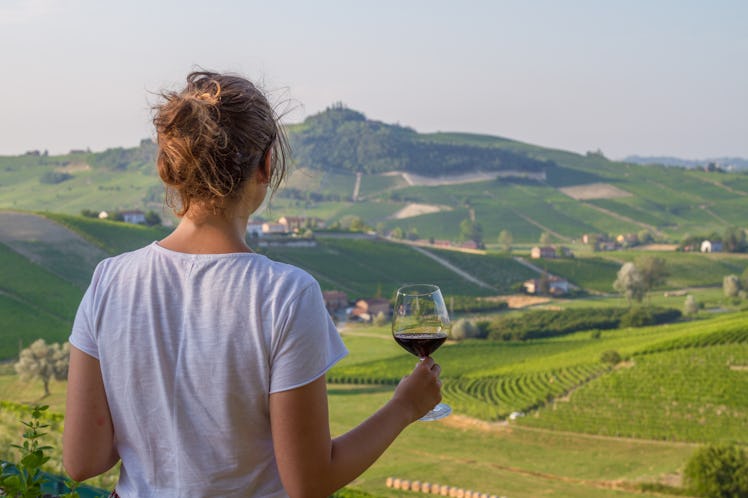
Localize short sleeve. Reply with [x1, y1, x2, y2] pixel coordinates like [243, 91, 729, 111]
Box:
[69, 267, 101, 360]
[269, 282, 348, 393]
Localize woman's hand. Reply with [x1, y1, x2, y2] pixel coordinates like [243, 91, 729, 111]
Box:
[391, 356, 443, 423]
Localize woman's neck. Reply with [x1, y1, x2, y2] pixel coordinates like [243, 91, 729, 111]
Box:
[159, 209, 252, 255]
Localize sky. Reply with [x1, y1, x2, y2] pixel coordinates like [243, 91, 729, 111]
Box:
[1, 0, 746, 160]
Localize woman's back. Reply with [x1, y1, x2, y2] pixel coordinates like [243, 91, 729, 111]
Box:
[71, 243, 345, 497]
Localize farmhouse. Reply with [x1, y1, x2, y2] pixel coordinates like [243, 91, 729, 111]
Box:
[278, 216, 324, 232]
[350, 298, 391, 322]
[701, 240, 723, 253]
[322, 291, 348, 315]
[246, 221, 264, 237]
[262, 222, 288, 235]
[523, 276, 569, 296]
[616, 233, 639, 246]
[121, 210, 146, 224]
[531, 246, 556, 259]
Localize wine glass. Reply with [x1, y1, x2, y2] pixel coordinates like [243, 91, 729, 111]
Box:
[392, 284, 451, 421]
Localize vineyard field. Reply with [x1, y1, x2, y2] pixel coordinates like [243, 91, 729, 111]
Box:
[333, 312, 748, 443]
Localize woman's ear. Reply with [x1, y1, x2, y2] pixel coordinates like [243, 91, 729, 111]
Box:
[260, 150, 273, 185]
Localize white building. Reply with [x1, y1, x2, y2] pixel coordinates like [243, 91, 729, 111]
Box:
[701, 240, 723, 253]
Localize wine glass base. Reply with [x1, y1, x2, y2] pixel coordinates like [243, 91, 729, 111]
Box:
[418, 402, 451, 421]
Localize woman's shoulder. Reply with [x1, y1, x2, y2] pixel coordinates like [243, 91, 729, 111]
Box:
[252, 254, 318, 290]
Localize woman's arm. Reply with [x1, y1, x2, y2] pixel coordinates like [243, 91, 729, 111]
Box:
[270, 357, 442, 498]
[63, 346, 119, 482]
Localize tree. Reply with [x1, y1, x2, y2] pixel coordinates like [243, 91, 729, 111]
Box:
[390, 227, 404, 239]
[684, 444, 748, 498]
[497, 230, 513, 254]
[14, 339, 70, 397]
[460, 219, 483, 245]
[741, 267, 748, 291]
[450, 319, 479, 340]
[723, 226, 747, 253]
[684, 295, 699, 317]
[637, 229, 654, 245]
[635, 256, 669, 293]
[539, 232, 552, 245]
[613, 262, 646, 304]
[724, 274, 740, 298]
[144, 210, 162, 226]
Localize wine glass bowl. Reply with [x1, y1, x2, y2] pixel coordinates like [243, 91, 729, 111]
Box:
[392, 284, 451, 421]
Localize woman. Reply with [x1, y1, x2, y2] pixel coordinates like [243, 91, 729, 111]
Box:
[62, 71, 442, 498]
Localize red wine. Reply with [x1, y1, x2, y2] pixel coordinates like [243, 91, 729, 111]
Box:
[394, 332, 447, 357]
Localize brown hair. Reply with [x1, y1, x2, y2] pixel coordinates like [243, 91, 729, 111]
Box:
[153, 71, 289, 216]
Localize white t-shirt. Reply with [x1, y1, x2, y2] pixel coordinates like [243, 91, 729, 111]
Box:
[70, 242, 348, 498]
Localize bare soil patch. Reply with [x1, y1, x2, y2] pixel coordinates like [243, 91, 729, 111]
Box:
[634, 244, 679, 251]
[559, 183, 632, 200]
[390, 203, 451, 220]
[479, 294, 551, 309]
[54, 162, 91, 173]
[440, 413, 509, 433]
[402, 171, 501, 187]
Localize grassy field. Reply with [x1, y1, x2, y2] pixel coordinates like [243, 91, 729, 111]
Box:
[0, 349, 704, 498]
[261, 237, 498, 298]
[331, 312, 748, 443]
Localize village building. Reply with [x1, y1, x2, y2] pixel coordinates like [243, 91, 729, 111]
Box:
[278, 216, 324, 232]
[523, 276, 570, 296]
[261, 222, 288, 235]
[349, 298, 391, 322]
[530, 246, 556, 259]
[616, 233, 639, 246]
[120, 210, 146, 224]
[322, 291, 348, 316]
[701, 240, 723, 253]
[278, 216, 306, 233]
[246, 221, 264, 238]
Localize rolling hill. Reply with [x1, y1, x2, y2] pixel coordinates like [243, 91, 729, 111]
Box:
[2, 106, 747, 246]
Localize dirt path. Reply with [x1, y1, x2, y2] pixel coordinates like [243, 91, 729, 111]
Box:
[352, 172, 362, 201]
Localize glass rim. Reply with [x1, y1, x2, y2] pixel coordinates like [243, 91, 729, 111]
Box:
[395, 283, 441, 297]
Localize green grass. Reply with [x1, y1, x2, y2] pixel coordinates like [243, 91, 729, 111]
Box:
[6, 313, 747, 497]
[537, 256, 621, 293]
[521, 344, 748, 443]
[41, 212, 170, 255]
[262, 237, 494, 297]
[0, 243, 82, 321]
[609, 251, 748, 289]
[420, 249, 537, 293]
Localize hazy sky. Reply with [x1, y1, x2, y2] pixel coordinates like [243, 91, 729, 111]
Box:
[1, 0, 746, 159]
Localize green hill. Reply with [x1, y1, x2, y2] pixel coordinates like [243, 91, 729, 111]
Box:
[2, 107, 748, 245]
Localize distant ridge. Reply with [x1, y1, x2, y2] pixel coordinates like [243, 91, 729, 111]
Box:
[624, 155, 748, 170]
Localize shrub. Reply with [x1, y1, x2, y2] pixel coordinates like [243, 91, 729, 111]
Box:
[684, 444, 748, 498]
[39, 171, 72, 184]
[450, 319, 478, 340]
[372, 311, 388, 327]
[684, 295, 699, 317]
[620, 306, 654, 328]
[600, 350, 622, 365]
